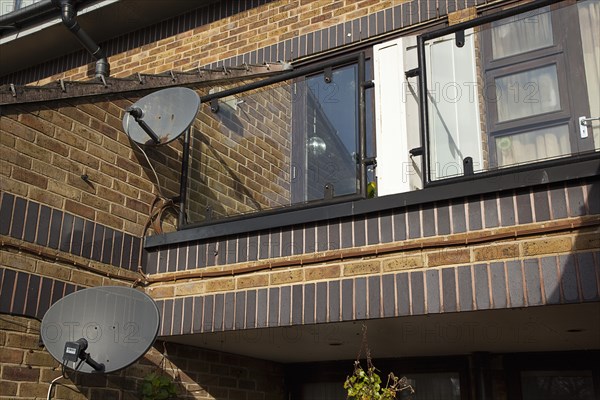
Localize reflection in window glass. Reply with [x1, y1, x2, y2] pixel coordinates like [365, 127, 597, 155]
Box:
[495, 124, 570, 166]
[494, 64, 560, 122]
[303, 65, 358, 201]
[491, 7, 553, 59]
[399, 372, 461, 400]
[521, 370, 595, 400]
[297, 372, 460, 400]
[577, 0, 600, 149]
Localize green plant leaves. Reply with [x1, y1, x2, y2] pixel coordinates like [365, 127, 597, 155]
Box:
[140, 372, 179, 400]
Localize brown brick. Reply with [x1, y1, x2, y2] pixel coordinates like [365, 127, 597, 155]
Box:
[72, 122, 103, 144]
[78, 103, 107, 122]
[81, 191, 110, 212]
[521, 237, 572, 256]
[448, 7, 477, 25]
[36, 261, 72, 280]
[236, 274, 269, 289]
[146, 285, 175, 299]
[110, 203, 139, 223]
[55, 385, 88, 400]
[427, 248, 471, 267]
[100, 161, 128, 181]
[29, 186, 64, 208]
[18, 113, 54, 136]
[70, 270, 104, 287]
[0, 348, 24, 364]
[270, 269, 303, 285]
[35, 133, 69, 157]
[0, 381, 18, 396]
[574, 231, 600, 251]
[343, 260, 381, 276]
[304, 265, 340, 281]
[127, 173, 155, 193]
[64, 199, 96, 220]
[55, 127, 87, 150]
[0, 176, 28, 197]
[59, 105, 92, 127]
[70, 147, 100, 169]
[174, 281, 206, 297]
[17, 382, 50, 398]
[1, 117, 36, 142]
[472, 243, 519, 262]
[382, 254, 424, 272]
[2, 147, 32, 170]
[2, 365, 40, 381]
[38, 108, 73, 130]
[14, 139, 52, 163]
[40, 368, 63, 382]
[205, 278, 236, 293]
[12, 166, 48, 189]
[0, 128, 16, 146]
[47, 179, 81, 200]
[0, 315, 33, 333]
[87, 142, 117, 163]
[24, 350, 57, 367]
[114, 180, 140, 199]
[96, 211, 124, 230]
[90, 117, 120, 141]
[1, 251, 37, 273]
[125, 197, 149, 214]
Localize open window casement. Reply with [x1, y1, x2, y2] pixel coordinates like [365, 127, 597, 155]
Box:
[374, 36, 422, 196]
[374, 30, 483, 196]
[424, 28, 483, 181]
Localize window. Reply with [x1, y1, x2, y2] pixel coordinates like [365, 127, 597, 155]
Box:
[184, 54, 371, 225]
[177, 1, 598, 232]
[409, 1, 600, 185]
[521, 370, 596, 400]
[291, 64, 360, 203]
[482, 5, 595, 168]
[291, 371, 462, 400]
[0, 0, 42, 16]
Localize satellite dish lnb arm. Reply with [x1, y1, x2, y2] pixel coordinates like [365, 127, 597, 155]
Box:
[126, 106, 161, 144]
[64, 338, 105, 372]
[82, 351, 105, 372]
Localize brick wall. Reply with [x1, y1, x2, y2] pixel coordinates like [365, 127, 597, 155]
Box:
[0, 99, 161, 237]
[0, 315, 285, 400]
[141, 177, 600, 334]
[188, 81, 292, 223]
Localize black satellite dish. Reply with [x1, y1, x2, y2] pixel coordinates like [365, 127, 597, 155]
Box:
[122, 87, 200, 146]
[41, 286, 160, 374]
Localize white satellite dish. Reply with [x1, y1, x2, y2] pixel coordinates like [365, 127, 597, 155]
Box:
[122, 87, 200, 146]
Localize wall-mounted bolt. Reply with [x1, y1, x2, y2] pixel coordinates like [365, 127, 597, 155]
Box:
[81, 174, 89, 182]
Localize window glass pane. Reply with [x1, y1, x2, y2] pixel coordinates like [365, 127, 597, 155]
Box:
[495, 64, 560, 122]
[186, 63, 362, 224]
[400, 372, 461, 400]
[491, 7, 553, 59]
[297, 372, 460, 400]
[425, 29, 484, 180]
[304, 65, 358, 201]
[187, 80, 295, 223]
[495, 124, 570, 166]
[521, 370, 595, 400]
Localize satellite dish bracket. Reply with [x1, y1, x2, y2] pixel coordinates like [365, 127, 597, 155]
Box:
[126, 106, 161, 144]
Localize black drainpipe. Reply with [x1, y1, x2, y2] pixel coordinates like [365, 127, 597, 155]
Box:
[51, 0, 109, 79]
